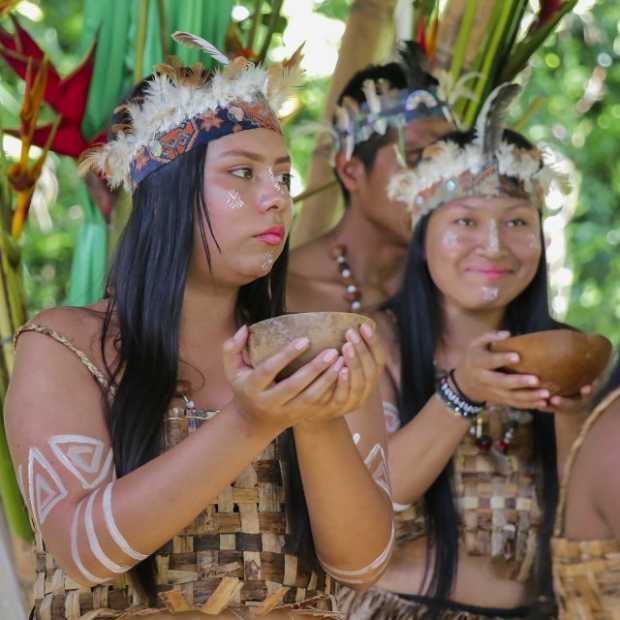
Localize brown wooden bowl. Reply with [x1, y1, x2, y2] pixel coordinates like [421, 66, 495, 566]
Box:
[490, 329, 612, 396]
[248, 312, 376, 379]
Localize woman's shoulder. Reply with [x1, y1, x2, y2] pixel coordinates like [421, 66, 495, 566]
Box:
[16, 301, 113, 381]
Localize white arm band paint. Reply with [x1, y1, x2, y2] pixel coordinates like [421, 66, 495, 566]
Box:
[364, 443, 392, 501]
[318, 523, 395, 584]
[102, 482, 148, 561]
[84, 487, 130, 574]
[71, 499, 107, 585]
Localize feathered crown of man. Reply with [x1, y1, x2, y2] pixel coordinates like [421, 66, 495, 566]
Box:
[387, 83, 568, 227]
[80, 32, 303, 191]
[325, 43, 452, 162]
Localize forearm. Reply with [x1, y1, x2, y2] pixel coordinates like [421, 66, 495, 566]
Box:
[45, 403, 276, 584]
[293, 417, 393, 585]
[389, 395, 470, 505]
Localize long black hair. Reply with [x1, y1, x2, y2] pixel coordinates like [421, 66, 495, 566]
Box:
[385, 129, 561, 615]
[98, 113, 312, 600]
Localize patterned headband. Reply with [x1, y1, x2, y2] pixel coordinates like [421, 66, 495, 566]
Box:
[387, 83, 568, 226]
[80, 32, 302, 191]
[333, 82, 451, 160]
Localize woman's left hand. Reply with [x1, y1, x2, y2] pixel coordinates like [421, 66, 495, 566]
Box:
[537, 384, 594, 416]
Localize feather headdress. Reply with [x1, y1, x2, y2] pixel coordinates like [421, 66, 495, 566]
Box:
[80, 32, 303, 190]
[387, 83, 569, 226]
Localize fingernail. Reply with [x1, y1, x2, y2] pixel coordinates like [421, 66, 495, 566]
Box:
[361, 323, 373, 338]
[333, 356, 345, 371]
[295, 337, 310, 350]
[527, 377, 539, 386]
[539, 390, 550, 398]
[345, 343, 356, 358]
[347, 329, 361, 344]
[509, 354, 519, 363]
[498, 331, 510, 338]
[340, 367, 349, 379]
[234, 325, 248, 342]
[322, 349, 338, 363]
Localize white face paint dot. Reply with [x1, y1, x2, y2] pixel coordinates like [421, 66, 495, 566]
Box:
[482, 286, 500, 302]
[261, 253, 275, 271]
[352, 433, 361, 445]
[442, 230, 461, 250]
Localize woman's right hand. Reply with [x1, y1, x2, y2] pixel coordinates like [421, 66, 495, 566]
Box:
[222, 324, 383, 434]
[452, 331, 550, 410]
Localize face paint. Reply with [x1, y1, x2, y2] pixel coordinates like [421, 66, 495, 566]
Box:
[352, 433, 361, 445]
[102, 482, 148, 561]
[526, 233, 539, 250]
[49, 435, 114, 490]
[267, 167, 286, 194]
[224, 190, 245, 210]
[442, 230, 462, 250]
[71, 499, 106, 584]
[260, 253, 275, 272]
[482, 286, 500, 302]
[487, 219, 500, 253]
[28, 447, 68, 526]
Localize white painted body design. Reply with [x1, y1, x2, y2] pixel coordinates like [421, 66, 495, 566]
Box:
[319, 523, 395, 584]
[21, 435, 146, 583]
[49, 435, 113, 490]
[71, 499, 107, 584]
[487, 219, 500, 252]
[364, 443, 392, 500]
[84, 487, 129, 574]
[383, 402, 401, 435]
[224, 190, 245, 210]
[482, 286, 500, 302]
[260, 253, 275, 271]
[442, 230, 462, 250]
[27, 447, 68, 526]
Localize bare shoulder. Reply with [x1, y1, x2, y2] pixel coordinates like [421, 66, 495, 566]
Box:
[580, 395, 620, 476]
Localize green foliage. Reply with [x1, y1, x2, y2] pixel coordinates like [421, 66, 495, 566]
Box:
[515, 3, 620, 344]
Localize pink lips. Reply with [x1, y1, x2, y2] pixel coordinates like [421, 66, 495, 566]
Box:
[468, 268, 510, 281]
[255, 226, 285, 246]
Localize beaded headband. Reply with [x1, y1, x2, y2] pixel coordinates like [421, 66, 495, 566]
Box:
[387, 83, 566, 226]
[80, 32, 302, 191]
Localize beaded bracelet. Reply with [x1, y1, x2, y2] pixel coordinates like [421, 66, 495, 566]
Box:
[437, 369, 486, 419]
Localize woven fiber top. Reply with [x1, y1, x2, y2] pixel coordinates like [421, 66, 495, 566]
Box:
[552, 386, 620, 620]
[18, 324, 337, 619]
[388, 403, 541, 584]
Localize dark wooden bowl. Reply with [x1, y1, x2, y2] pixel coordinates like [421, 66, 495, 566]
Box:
[490, 329, 612, 396]
[248, 312, 376, 379]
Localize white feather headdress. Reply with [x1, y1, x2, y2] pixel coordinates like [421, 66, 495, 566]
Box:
[80, 33, 303, 190]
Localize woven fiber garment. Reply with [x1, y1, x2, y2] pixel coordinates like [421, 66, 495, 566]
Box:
[552, 387, 620, 620]
[18, 324, 337, 620]
[386, 405, 542, 583]
[336, 587, 530, 620]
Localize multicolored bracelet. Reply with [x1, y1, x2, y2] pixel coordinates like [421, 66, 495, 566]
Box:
[437, 369, 486, 419]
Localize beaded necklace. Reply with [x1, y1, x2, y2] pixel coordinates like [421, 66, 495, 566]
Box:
[331, 244, 363, 311]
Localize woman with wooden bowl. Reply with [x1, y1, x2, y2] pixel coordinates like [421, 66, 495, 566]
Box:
[337, 84, 609, 620]
[4, 34, 393, 620]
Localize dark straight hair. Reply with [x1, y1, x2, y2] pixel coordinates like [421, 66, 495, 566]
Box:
[99, 141, 312, 601]
[385, 133, 561, 616]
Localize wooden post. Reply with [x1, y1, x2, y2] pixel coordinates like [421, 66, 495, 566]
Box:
[291, 0, 399, 248]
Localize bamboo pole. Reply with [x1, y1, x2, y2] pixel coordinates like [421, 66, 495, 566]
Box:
[290, 0, 399, 248]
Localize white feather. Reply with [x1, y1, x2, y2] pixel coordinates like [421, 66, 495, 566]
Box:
[171, 31, 229, 65]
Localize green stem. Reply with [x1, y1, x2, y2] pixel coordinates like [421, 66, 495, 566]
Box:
[463, 0, 516, 127]
[450, 0, 477, 82]
[134, 0, 150, 83]
[157, 0, 169, 59]
[247, 0, 262, 52]
[257, 0, 283, 64]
